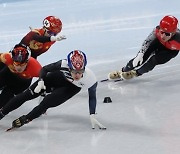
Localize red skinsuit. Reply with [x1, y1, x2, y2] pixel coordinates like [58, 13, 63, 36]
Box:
[0, 53, 42, 79]
[155, 28, 180, 50]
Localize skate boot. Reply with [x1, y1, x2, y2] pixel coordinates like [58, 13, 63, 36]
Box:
[108, 71, 122, 80]
[12, 115, 30, 128]
[121, 70, 138, 80]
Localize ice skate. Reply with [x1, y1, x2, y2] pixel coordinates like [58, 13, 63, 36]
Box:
[6, 115, 30, 131]
[108, 71, 122, 80]
[121, 70, 138, 80]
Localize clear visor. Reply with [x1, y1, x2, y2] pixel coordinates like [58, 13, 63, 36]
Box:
[159, 29, 173, 37]
[45, 28, 57, 36]
[70, 69, 85, 74]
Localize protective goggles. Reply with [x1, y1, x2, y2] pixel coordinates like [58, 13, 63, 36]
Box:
[13, 61, 27, 66]
[70, 69, 85, 74]
[45, 29, 57, 36]
[160, 29, 172, 37]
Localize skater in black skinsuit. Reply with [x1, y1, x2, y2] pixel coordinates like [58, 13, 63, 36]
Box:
[1, 50, 106, 130]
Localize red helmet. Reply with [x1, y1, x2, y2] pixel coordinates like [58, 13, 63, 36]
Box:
[43, 16, 62, 35]
[160, 15, 178, 33]
[11, 44, 31, 63]
[67, 50, 87, 71]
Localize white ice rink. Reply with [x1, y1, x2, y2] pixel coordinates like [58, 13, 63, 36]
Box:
[0, 0, 180, 154]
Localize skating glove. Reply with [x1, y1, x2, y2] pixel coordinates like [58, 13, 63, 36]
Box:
[90, 114, 106, 130]
[50, 35, 66, 41]
[34, 80, 46, 93]
[132, 52, 144, 67]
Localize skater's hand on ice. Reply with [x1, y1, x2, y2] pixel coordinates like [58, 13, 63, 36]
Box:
[90, 114, 106, 130]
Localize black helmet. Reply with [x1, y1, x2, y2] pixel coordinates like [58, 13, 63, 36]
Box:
[11, 44, 31, 63]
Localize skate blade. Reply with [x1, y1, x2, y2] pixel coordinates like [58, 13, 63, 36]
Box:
[99, 127, 107, 130]
[100, 78, 123, 82]
[6, 127, 16, 132]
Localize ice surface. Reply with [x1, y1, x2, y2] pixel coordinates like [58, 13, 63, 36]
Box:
[0, 0, 180, 154]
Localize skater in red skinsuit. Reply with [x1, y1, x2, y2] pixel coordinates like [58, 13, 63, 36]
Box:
[108, 15, 180, 80]
[0, 16, 66, 70]
[0, 43, 42, 108]
[20, 16, 66, 59]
